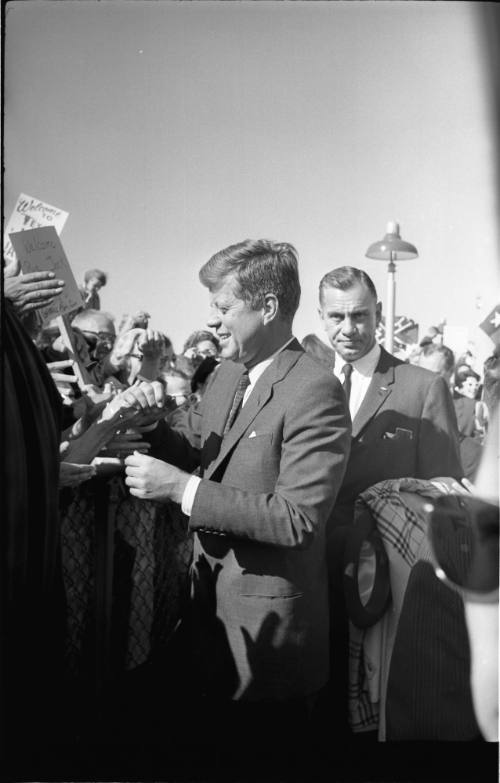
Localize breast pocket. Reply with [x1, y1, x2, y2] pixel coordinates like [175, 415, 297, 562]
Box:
[225, 432, 277, 491]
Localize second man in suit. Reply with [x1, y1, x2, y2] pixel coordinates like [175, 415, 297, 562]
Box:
[316, 265, 463, 740]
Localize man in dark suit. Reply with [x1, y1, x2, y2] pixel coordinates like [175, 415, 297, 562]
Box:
[318, 266, 462, 523]
[124, 240, 351, 764]
[316, 265, 463, 742]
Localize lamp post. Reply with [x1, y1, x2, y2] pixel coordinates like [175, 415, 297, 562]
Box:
[365, 221, 418, 354]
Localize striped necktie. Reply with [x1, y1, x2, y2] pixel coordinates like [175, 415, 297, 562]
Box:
[342, 363, 353, 404]
[223, 371, 250, 434]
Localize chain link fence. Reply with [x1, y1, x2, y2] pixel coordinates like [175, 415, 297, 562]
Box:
[59, 474, 193, 683]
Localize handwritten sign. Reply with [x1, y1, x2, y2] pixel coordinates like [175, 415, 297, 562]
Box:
[9, 226, 83, 321]
[3, 193, 69, 265]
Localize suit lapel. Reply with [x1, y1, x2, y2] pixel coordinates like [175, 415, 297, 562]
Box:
[203, 339, 303, 481]
[352, 348, 395, 438]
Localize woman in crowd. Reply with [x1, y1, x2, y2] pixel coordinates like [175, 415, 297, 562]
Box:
[453, 367, 486, 440]
[182, 329, 219, 365]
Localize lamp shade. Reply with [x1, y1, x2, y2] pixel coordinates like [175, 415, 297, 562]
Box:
[365, 221, 418, 261]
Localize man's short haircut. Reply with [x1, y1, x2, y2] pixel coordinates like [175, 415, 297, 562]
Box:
[199, 239, 301, 321]
[421, 343, 455, 376]
[319, 266, 378, 304]
[84, 268, 107, 286]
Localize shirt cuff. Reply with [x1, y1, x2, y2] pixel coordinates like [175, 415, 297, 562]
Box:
[181, 475, 201, 516]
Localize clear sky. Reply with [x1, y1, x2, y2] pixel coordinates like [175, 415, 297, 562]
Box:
[4, 0, 499, 362]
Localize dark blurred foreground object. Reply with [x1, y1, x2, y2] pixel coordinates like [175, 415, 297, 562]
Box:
[2, 300, 66, 766]
[427, 494, 499, 598]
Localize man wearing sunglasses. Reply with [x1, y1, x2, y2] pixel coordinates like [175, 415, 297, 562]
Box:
[72, 308, 117, 361]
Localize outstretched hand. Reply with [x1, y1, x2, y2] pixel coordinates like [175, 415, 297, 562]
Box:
[98, 380, 167, 426]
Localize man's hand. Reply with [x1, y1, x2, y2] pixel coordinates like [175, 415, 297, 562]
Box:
[59, 462, 96, 488]
[138, 328, 165, 360]
[119, 311, 151, 333]
[4, 264, 65, 315]
[98, 380, 166, 425]
[106, 328, 144, 371]
[124, 452, 190, 504]
[102, 431, 151, 459]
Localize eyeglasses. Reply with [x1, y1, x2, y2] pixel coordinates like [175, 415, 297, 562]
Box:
[425, 494, 499, 603]
[82, 330, 115, 344]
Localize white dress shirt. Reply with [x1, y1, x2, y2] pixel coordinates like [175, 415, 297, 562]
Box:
[181, 337, 295, 516]
[334, 341, 381, 420]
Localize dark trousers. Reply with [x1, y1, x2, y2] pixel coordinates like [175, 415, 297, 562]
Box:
[312, 524, 352, 742]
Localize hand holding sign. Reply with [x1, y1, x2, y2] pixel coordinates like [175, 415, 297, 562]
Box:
[3, 256, 65, 316]
[9, 226, 83, 321]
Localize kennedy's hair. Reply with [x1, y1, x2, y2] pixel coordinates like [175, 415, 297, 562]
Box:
[319, 266, 377, 304]
[199, 239, 301, 321]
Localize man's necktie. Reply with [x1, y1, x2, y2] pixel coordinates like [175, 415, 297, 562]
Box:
[223, 371, 250, 434]
[342, 363, 353, 404]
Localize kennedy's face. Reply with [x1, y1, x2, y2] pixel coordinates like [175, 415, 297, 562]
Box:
[206, 275, 265, 367]
[319, 282, 381, 363]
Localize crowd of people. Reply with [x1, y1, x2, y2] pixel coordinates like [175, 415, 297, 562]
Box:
[2, 241, 499, 779]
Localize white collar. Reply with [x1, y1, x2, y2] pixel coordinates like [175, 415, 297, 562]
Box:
[351, 341, 381, 376]
[335, 341, 381, 378]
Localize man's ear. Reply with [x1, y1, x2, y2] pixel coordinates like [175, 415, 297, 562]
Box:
[318, 305, 325, 324]
[376, 301, 382, 326]
[262, 293, 279, 324]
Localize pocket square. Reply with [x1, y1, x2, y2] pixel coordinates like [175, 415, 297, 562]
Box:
[248, 431, 257, 439]
[383, 427, 413, 440]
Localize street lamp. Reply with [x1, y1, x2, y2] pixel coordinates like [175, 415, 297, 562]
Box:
[365, 221, 418, 354]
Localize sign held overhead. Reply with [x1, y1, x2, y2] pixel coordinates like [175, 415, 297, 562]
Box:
[9, 226, 83, 321]
[4, 193, 69, 266]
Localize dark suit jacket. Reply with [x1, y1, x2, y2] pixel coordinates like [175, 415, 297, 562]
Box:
[332, 347, 462, 529]
[150, 339, 351, 700]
